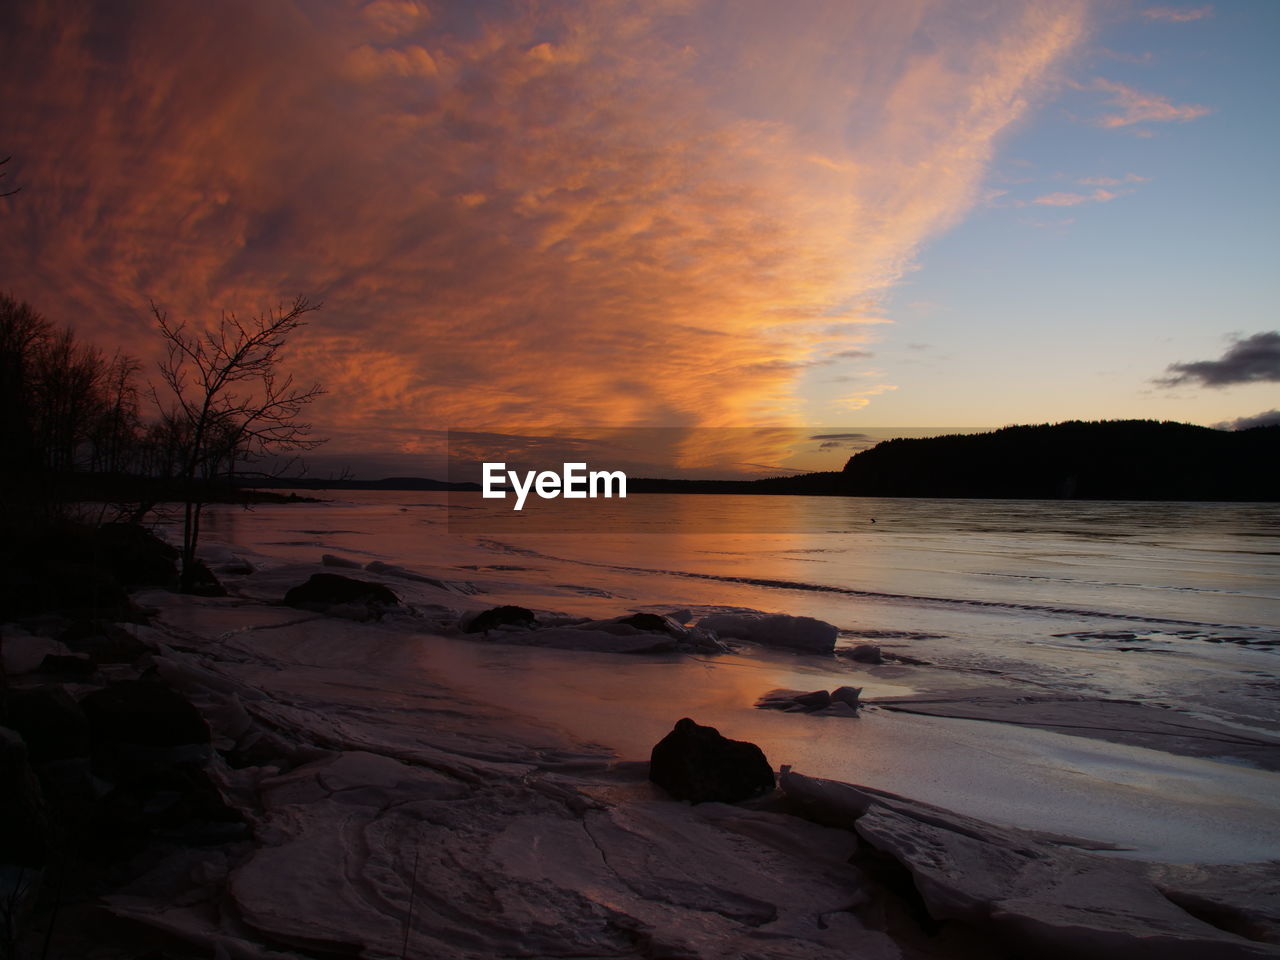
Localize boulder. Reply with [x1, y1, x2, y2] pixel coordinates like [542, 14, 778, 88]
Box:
[793, 689, 832, 709]
[697, 613, 837, 654]
[755, 687, 861, 717]
[79, 679, 210, 748]
[819, 701, 860, 718]
[463, 605, 538, 634]
[616, 612, 687, 636]
[831, 685, 863, 709]
[283, 574, 399, 616]
[649, 717, 775, 804]
[847, 643, 883, 664]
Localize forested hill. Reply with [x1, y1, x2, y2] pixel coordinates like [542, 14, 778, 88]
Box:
[839, 420, 1279, 501]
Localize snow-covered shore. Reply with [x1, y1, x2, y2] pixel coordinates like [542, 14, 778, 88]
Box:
[57, 547, 1276, 959]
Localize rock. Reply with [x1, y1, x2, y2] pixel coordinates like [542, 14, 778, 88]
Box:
[756, 689, 804, 710]
[793, 689, 831, 709]
[463, 605, 537, 634]
[1, 686, 91, 763]
[79, 679, 210, 748]
[283, 573, 399, 616]
[818, 701, 860, 718]
[847, 643, 883, 664]
[756, 687, 861, 717]
[617, 612, 686, 635]
[697, 613, 837, 654]
[649, 717, 775, 804]
[666, 608, 693, 624]
[831, 685, 863, 709]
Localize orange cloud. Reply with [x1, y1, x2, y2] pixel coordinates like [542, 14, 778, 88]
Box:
[1033, 188, 1121, 206]
[0, 0, 1087, 463]
[1091, 78, 1211, 128]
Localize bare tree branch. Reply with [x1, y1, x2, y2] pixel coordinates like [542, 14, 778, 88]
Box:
[0, 156, 20, 198]
[152, 296, 326, 590]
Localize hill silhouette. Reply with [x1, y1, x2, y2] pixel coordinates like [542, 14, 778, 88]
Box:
[838, 420, 1278, 501]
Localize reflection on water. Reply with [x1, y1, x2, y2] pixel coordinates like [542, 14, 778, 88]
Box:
[195, 491, 1280, 862]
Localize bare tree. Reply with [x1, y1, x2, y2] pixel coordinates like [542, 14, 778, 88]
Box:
[0, 156, 19, 198]
[152, 295, 325, 591]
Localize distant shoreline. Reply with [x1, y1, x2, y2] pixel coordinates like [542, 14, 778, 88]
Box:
[244, 419, 1280, 503]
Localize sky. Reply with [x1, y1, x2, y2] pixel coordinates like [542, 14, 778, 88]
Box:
[1, 0, 1277, 478]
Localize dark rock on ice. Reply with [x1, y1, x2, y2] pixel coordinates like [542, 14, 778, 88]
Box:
[755, 687, 861, 716]
[819, 701, 860, 718]
[831, 685, 863, 709]
[463, 604, 538, 633]
[697, 613, 838, 654]
[793, 689, 831, 709]
[617, 612, 686, 636]
[649, 717, 775, 803]
[847, 643, 883, 664]
[283, 573, 399, 618]
[216, 558, 255, 576]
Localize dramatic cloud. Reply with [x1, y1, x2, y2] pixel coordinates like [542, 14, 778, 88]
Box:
[1213, 410, 1280, 431]
[1159, 332, 1280, 387]
[1142, 6, 1213, 23]
[1090, 78, 1211, 128]
[0, 0, 1087, 463]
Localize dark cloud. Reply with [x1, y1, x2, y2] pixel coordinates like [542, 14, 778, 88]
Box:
[1213, 409, 1280, 431]
[1159, 332, 1280, 387]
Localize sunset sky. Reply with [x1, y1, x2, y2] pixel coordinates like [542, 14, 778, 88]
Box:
[2, 1, 1276, 477]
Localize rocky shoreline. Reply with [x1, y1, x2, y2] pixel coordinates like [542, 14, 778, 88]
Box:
[3, 529, 1279, 958]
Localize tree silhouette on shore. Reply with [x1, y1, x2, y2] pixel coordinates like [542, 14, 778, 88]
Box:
[152, 296, 326, 590]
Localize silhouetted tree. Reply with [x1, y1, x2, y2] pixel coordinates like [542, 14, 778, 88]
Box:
[0, 155, 18, 198]
[152, 296, 325, 590]
[0, 294, 49, 524]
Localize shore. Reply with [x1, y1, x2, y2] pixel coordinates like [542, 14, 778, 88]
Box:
[5, 534, 1280, 958]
